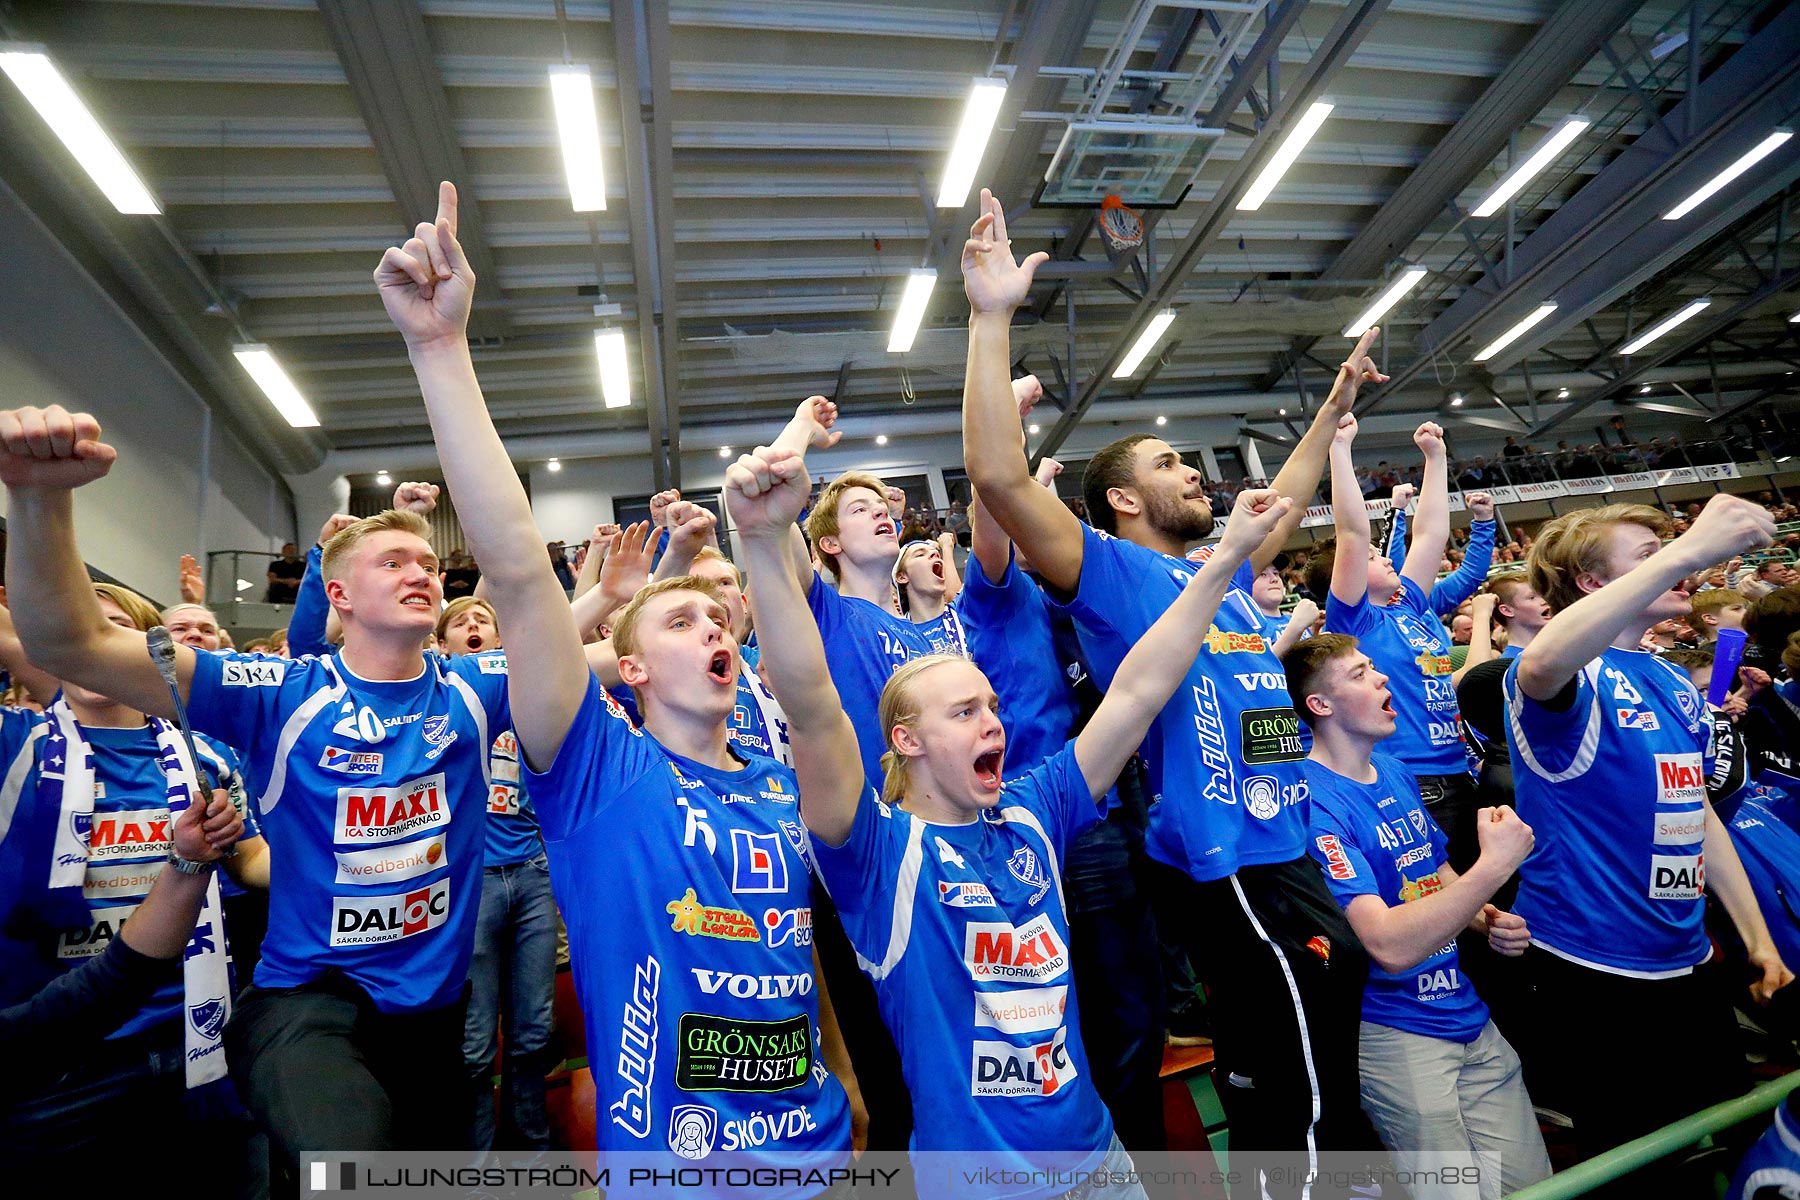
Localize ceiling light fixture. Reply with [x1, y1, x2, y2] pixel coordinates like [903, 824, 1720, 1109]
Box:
[718, 446, 732, 458]
[1237, 101, 1333, 211]
[1664, 130, 1792, 220]
[1155, 415, 1168, 427]
[547, 458, 562, 472]
[1557, 387, 1570, 398]
[1470, 118, 1591, 218]
[1471, 302, 1558, 362]
[876, 434, 889, 446]
[937, 78, 1008, 208]
[548, 66, 606, 212]
[1343, 266, 1428, 338]
[375, 470, 391, 486]
[1026, 424, 1039, 435]
[232, 344, 320, 428]
[593, 328, 631, 408]
[0, 47, 159, 214]
[1450, 393, 1464, 407]
[1618, 298, 1711, 354]
[888, 269, 936, 353]
[1114, 308, 1178, 378]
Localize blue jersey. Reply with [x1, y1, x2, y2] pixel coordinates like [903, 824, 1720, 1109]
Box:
[911, 607, 970, 657]
[1386, 513, 1496, 616]
[1729, 1098, 1800, 1200]
[1504, 649, 1711, 974]
[1304, 755, 1489, 1042]
[525, 677, 848, 1190]
[1501, 643, 1523, 659]
[0, 709, 50, 1008]
[39, 724, 246, 1038]
[1065, 525, 1307, 881]
[483, 728, 542, 865]
[958, 554, 1079, 775]
[810, 743, 1111, 1196]
[186, 649, 511, 1010]
[1719, 795, 1800, 973]
[1326, 579, 1466, 776]
[808, 574, 937, 797]
[728, 663, 791, 767]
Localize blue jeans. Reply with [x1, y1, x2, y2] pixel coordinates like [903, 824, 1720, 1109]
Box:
[1063, 815, 1167, 1151]
[464, 854, 558, 1151]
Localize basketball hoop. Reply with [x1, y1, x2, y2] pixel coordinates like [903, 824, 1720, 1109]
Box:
[1097, 195, 1145, 259]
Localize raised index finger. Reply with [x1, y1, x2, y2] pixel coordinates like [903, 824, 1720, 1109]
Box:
[436, 180, 458, 238]
[1352, 325, 1379, 358]
[986, 189, 1008, 246]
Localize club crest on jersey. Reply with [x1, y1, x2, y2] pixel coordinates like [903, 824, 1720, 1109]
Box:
[188, 996, 228, 1041]
[669, 1104, 717, 1160]
[1675, 685, 1702, 724]
[1006, 847, 1053, 904]
[730, 828, 789, 894]
[422, 715, 457, 761]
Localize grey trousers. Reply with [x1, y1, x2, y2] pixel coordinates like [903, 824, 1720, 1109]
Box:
[1358, 1019, 1551, 1200]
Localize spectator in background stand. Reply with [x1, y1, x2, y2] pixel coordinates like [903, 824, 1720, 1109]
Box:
[1503, 437, 1524, 462]
[546, 542, 574, 593]
[263, 542, 304, 604]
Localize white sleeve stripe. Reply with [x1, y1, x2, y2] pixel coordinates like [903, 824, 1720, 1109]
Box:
[853, 816, 925, 982]
[264, 666, 345, 814]
[1505, 659, 1603, 784]
[443, 669, 492, 791]
[998, 804, 1067, 918]
[0, 725, 47, 845]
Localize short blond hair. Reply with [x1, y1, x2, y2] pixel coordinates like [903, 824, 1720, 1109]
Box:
[876, 654, 967, 806]
[435, 596, 498, 644]
[93, 583, 160, 633]
[1527, 503, 1669, 616]
[610, 576, 729, 711]
[159, 602, 219, 627]
[803, 472, 888, 580]
[321, 510, 433, 583]
[689, 545, 741, 587]
[1690, 587, 1747, 621]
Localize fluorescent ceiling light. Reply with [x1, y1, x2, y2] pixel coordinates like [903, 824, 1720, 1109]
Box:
[937, 78, 1007, 208]
[547, 458, 562, 472]
[1557, 387, 1570, 398]
[1155, 415, 1168, 426]
[1237, 101, 1333, 211]
[549, 65, 606, 212]
[1789, 309, 1800, 323]
[1114, 309, 1178, 378]
[1470, 117, 1590, 218]
[0, 48, 159, 214]
[594, 328, 631, 408]
[232, 345, 319, 428]
[1618, 298, 1711, 354]
[718, 446, 732, 457]
[1343, 267, 1428, 337]
[1027, 424, 1039, 435]
[1450, 393, 1464, 407]
[1663, 130, 1792, 220]
[876, 435, 889, 446]
[888, 269, 936, 352]
[1471, 302, 1558, 362]
[375, 470, 391, 486]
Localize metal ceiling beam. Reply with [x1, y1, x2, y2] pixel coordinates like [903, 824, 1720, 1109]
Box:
[612, 0, 684, 490]
[1371, 1, 1800, 406]
[1037, 0, 1393, 460]
[1254, 0, 1642, 391]
[1526, 263, 1800, 438]
[315, 0, 509, 340]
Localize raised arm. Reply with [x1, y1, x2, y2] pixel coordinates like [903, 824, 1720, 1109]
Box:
[960, 190, 1084, 593]
[936, 532, 963, 602]
[1253, 327, 1389, 572]
[728, 447, 865, 846]
[571, 522, 653, 640]
[766, 396, 844, 591]
[289, 514, 354, 659]
[1272, 596, 1319, 659]
[1344, 804, 1533, 974]
[1516, 494, 1774, 702]
[570, 524, 608, 600]
[1452, 591, 1499, 685]
[651, 502, 717, 582]
[1327, 414, 1371, 608]
[1384, 482, 1415, 563]
[1074, 490, 1292, 799]
[0, 600, 58, 707]
[1429, 494, 1496, 614]
[374, 182, 586, 769]
[1400, 423, 1450, 594]
[0, 407, 188, 718]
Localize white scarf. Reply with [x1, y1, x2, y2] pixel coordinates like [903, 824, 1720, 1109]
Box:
[43, 698, 231, 1088]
